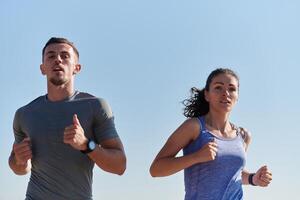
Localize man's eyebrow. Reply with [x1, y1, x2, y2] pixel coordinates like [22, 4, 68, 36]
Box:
[46, 51, 70, 55]
[46, 51, 56, 55]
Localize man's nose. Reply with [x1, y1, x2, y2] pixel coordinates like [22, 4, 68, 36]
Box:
[54, 55, 62, 64]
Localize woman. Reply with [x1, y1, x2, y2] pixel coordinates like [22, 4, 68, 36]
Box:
[150, 68, 272, 200]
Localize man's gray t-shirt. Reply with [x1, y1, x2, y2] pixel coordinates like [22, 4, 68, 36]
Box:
[13, 91, 119, 200]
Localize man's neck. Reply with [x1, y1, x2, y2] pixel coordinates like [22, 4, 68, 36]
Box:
[47, 83, 75, 102]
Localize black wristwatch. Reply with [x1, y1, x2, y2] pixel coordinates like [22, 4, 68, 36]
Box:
[80, 139, 96, 154]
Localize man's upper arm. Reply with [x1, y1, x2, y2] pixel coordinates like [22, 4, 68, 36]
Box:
[92, 98, 119, 143]
[13, 108, 26, 143]
[100, 137, 124, 151]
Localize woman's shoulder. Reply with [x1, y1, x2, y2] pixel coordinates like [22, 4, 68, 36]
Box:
[183, 117, 201, 128]
[182, 117, 202, 141]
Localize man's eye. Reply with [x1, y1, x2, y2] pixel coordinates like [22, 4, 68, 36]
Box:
[229, 87, 237, 92]
[215, 86, 222, 90]
[48, 55, 55, 59]
[62, 54, 69, 59]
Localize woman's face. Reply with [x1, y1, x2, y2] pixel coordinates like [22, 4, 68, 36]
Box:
[205, 73, 239, 113]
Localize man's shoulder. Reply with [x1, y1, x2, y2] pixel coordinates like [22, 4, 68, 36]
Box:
[17, 95, 45, 112]
[74, 91, 96, 100]
[74, 91, 107, 104]
[75, 92, 113, 116]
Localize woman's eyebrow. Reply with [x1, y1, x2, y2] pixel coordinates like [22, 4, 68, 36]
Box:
[213, 82, 224, 85]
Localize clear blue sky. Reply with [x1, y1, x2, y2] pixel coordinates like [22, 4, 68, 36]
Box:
[1, 0, 299, 199]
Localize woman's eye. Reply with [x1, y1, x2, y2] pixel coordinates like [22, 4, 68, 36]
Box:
[215, 86, 222, 90]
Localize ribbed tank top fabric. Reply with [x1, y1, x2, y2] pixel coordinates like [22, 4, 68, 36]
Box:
[183, 116, 246, 200]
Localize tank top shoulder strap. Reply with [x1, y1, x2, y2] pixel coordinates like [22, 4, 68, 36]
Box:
[230, 123, 238, 132]
[230, 123, 246, 141]
[237, 126, 249, 142]
[198, 116, 207, 133]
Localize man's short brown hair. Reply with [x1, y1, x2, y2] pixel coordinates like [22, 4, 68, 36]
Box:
[42, 37, 79, 60]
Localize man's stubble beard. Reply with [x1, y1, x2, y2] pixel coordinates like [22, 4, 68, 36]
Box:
[50, 77, 68, 86]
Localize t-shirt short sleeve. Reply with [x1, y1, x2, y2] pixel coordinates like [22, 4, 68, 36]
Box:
[13, 108, 26, 143]
[92, 98, 119, 143]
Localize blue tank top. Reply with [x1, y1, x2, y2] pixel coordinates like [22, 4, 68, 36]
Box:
[183, 116, 246, 200]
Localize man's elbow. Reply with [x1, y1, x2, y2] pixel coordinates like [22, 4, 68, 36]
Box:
[13, 170, 29, 176]
[106, 155, 126, 175]
[10, 165, 31, 176]
[8, 157, 31, 176]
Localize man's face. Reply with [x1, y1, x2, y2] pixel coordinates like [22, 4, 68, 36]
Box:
[40, 43, 80, 86]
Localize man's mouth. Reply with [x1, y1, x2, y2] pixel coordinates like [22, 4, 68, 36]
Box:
[52, 66, 64, 72]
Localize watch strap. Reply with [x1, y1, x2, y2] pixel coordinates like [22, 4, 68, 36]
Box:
[80, 139, 95, 154]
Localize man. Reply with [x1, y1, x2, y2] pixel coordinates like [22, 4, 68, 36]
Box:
[9, 37, 126, 200]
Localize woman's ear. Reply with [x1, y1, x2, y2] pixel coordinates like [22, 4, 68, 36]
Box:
[204, 90, 209, 102]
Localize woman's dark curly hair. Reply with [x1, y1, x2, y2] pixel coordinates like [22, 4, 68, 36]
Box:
[183, 68, 239, 118]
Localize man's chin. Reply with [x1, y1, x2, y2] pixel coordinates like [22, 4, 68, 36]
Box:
[50, 78, 67, 86]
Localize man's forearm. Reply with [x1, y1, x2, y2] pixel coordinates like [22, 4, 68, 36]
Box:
[88, 146, 126, 175]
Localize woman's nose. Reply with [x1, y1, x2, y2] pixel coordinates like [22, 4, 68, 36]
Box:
[222, 89, 230, 96]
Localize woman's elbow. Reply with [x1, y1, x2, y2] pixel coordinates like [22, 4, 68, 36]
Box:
[117, 165, 126, 175]
[117, 155, 127, 175]
[149, 163, 159, 177]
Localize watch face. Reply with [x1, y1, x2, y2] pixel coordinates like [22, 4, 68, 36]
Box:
[88, 140, 96, 150]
